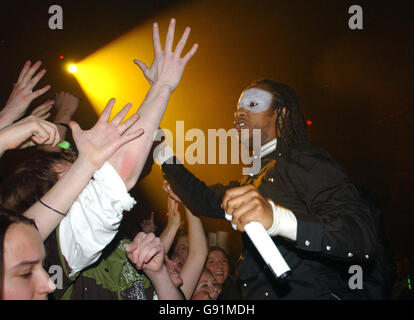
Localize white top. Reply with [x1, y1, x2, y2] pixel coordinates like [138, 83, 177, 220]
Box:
[58, 162, 136, 277]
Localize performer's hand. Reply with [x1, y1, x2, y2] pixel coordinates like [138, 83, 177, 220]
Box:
[222, 185, 273, 232]
[134, 18, 198, 92]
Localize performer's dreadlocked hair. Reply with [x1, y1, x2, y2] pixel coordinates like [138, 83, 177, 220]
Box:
[246, 79, 309, 154]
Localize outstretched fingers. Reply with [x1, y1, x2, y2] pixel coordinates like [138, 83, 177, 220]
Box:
[27, 68, 47, 90]
[21, 61, 42, 87]
[164, 18, 176, 53]
[111, 103, 133, 126]
[98, 98, 116, 123]
[16, 60, 31, 84]
[174, 27, 191, 58]
[152, 22, 163, 60]
[119, 128, 145, 145]
[31, 85, 51, 100]
[181, 43, 199, 65]
[117, 113, 140, 135]
[134, 59, 149, 75]
[31, 100, 54, 119]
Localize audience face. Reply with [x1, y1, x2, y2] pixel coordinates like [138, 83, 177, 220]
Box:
[165, 255, 184, 287]
[173, 235, 189, 262]
[206, 249, 229, 285]
[191, 270, 221, 300]
[2, 223, 55, 299]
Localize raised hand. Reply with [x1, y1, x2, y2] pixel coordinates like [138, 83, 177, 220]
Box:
[141, 212, 158, 234]
[125, 232, 165, 273]
[162, 180, 182, 203]
[0, 61, 51, 129]
[0, 115, 60, 155]
[31, 100, 54, 120]
[167, 195, 181, 227]
[69, 98, 144, 170]
[134, 18, 198, 91]
[54, 91, 81, 123]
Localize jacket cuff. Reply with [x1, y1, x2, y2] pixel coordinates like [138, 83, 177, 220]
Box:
[267, 200, 297, 241]
[295, 213, 323, 252]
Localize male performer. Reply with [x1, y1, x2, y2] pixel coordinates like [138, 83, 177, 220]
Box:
[153, 79, 378, 299]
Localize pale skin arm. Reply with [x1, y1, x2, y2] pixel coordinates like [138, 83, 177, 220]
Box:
[179, 206, 208, 300]
[24, 99, 144, 240]
[161, 180, 208, 299]
[159, 195, 181, 252]
[126, 232, 183, 300]
[108, 18, 198, 190]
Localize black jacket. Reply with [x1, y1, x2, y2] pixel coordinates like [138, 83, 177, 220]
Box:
[162, 143, 378, 299]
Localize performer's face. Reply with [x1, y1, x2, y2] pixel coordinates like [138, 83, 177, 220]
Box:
[234, 87, 277, 146]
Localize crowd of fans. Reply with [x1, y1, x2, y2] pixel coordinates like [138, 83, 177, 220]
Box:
[0, 18, 243, 300]
[0, 17, 408, 300]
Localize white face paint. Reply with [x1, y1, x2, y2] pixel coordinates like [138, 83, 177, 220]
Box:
[237, 88, 273, 114]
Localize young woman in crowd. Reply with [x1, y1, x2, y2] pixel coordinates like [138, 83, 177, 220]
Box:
[191, 268, 221, 300]
[206, 246, 241, 299]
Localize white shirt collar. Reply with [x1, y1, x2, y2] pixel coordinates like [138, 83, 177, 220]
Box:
[260, 138, 277, 158]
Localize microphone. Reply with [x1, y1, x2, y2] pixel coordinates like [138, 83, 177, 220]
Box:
[225, 213, 291, 280]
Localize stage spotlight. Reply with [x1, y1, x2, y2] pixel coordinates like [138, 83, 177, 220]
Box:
[68, 64, 77, 73]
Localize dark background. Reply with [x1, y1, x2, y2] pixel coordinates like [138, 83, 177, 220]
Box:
[0, 0, 412, 261]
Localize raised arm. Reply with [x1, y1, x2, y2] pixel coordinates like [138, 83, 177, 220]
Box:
[108, 18, 198, 190]
[159, 194, 182, 252]
[157, 143, 228, 219]
[23, 99, 144, 240]
[179, 206, 208, 299]
[39, 91, 81, 152]
[161, 181, 208, 299]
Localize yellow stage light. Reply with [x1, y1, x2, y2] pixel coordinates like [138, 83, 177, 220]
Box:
[68, 64, 77, 73]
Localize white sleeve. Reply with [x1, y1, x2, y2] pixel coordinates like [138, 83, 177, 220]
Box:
[58, 162, 136, 277]
[154, 141, 175, 165]
[266, 200, 298, 241]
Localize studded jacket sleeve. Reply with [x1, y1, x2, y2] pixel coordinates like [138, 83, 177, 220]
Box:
[283, 145, 378, 264]
[161, 156, 239, 219]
